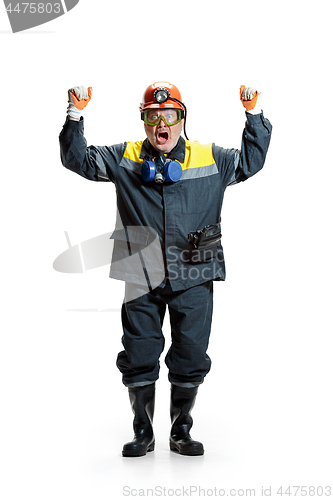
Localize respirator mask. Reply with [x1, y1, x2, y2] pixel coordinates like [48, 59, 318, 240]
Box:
[141, 154, 182, 184]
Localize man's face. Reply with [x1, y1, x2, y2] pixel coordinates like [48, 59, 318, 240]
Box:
[143, 108, 184, 154]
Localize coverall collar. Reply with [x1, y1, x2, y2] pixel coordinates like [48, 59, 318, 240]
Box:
[140, 137, 186, 163]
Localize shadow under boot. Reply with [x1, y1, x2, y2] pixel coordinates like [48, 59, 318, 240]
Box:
[122, 383, 155, 457]
[169, 384, 204, 456]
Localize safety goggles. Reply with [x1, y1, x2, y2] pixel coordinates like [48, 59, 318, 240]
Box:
[141, 108, 185, 126]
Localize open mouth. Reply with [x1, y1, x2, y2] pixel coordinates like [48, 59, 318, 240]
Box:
[157, 131, 169, 144]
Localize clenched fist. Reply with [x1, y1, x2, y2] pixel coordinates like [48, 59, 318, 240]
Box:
[240, 85, 262, 115]
[67, 86, 92, 120]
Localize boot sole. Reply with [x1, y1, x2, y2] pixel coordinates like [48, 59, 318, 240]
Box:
[122, 441, 155, 457]
[169, 440, 204, 456]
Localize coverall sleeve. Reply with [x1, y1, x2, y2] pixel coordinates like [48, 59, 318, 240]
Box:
[59, 117, 126, 182]
[213, 112, 272, 188]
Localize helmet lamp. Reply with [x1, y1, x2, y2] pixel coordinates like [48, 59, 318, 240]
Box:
[154, 87, 170, 104]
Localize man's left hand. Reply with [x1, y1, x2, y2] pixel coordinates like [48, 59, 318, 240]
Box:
[240, 85, 262, 115]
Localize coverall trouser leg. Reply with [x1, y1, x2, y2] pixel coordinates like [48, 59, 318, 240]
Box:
[116, 280, 213, 388]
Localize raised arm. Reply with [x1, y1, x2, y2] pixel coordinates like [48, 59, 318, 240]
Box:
[59, 85, 125, 183]
[213, 85, 272, 187]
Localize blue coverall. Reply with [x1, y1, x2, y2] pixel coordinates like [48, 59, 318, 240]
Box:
[59, 111, 272, 387]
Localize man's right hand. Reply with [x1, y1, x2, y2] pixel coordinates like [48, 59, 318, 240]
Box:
[67, 86, 92, 120]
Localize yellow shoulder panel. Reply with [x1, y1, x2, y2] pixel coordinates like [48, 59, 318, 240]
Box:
[123, 140, 214, 170]
[123, 141, 144, 163]
[183, 141, 214, 170]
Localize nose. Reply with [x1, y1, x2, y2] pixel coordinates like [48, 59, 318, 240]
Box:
[157, 115, 168, 129]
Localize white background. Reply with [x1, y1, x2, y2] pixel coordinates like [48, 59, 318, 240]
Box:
[1, 1, 332, 498]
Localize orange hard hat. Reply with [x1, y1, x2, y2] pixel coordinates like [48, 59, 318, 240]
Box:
[140, 81, 185, 111]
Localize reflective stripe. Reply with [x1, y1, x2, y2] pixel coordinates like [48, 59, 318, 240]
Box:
[181, 163, 218, 179]
[93, 150, 112, 180]
[120, 156, 142, 175]
[121, 141, 144, 175]
[227, 151, 240, 186]
[97, 171, 111, 181]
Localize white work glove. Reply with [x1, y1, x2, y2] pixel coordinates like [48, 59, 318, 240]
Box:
[240, 85, 262, 115]
[67, 86, 92, 119]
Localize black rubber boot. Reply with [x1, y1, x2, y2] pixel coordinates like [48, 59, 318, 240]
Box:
[122, 383, 155, 457]
[169, 384, 204, 456]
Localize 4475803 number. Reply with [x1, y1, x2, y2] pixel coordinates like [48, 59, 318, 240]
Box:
[6, 3, 61, 14]
[277, 486, 331, 496]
